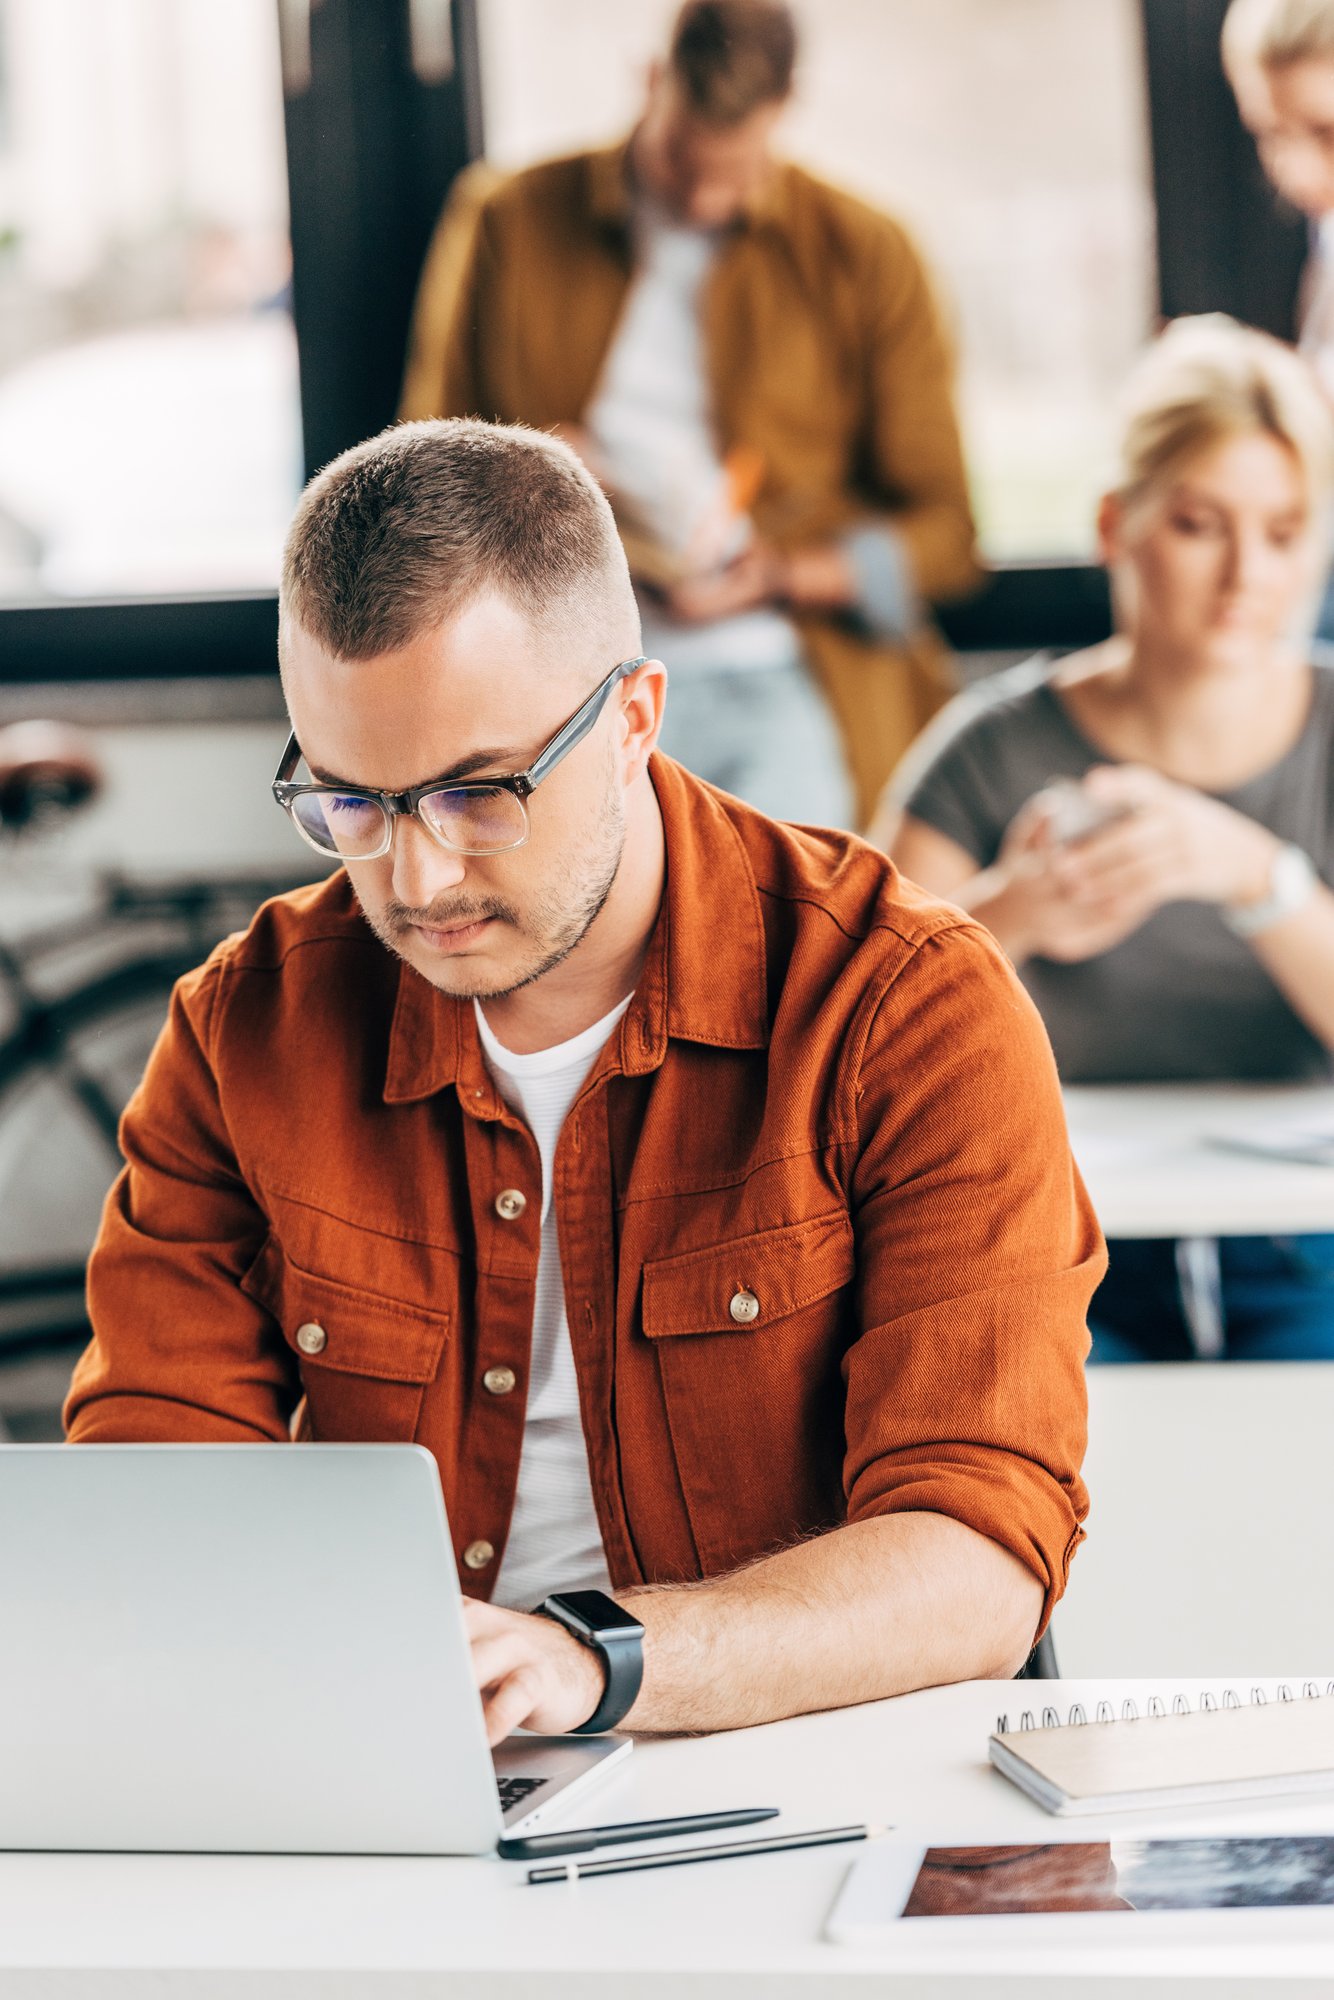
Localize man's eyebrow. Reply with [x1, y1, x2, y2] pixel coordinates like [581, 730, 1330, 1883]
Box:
[306, 747, 524, 789]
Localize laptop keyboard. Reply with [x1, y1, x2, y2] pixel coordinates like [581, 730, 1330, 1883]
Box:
[497, 1773, 549, 1814]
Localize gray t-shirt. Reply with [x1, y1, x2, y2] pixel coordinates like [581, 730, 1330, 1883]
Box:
[895, 655, 1334, 1083]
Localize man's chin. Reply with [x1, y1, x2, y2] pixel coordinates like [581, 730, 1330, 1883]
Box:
[398, 930, 517, 999]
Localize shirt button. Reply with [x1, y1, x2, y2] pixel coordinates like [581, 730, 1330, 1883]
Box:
[495, 1188, 527, 1221]
[295, 1321, 327, 1355]
[463, 1539, 495, 1570]
[729, 1288, 761, 1325]
[483, 1365, 517, 1396]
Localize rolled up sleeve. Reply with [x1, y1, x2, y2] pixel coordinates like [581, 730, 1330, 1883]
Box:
[845, 921, 1104, 1631]
[64, 956, 297, 1444]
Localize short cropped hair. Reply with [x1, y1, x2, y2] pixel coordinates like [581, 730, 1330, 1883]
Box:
[1223, 0, 1334, 73]
[1113, 314, 1334, 516]
[668, 0, 797, 124]
[281, 418, 634, 660]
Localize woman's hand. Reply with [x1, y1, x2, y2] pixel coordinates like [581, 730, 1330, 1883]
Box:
[1053, 764, 1280, 914]
[985, 765, 1281, 964]
[983, 794, 1145, 963]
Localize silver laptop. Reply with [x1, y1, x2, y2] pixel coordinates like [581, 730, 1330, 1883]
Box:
[0, 1443, 630, 1853]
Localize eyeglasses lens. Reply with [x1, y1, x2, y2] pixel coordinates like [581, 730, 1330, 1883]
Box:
[291, 791, 390, 858]
[419, 786, 528, 853]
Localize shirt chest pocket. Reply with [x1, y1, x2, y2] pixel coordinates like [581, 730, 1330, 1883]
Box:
[241, 1237, 451, 1444]
[639, 1209, 856, 1572]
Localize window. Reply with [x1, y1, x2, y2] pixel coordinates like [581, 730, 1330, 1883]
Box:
[476, 0, 1157, 561]
[0, 0, 300, 604]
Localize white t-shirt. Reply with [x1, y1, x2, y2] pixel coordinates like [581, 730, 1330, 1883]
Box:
[474, 994, 631, 1610]
[584, 199, 801, 676]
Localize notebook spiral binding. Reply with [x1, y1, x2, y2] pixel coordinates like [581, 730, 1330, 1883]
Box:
[996, 1682, 1334, 1737]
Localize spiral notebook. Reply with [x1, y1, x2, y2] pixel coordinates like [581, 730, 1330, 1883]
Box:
[990, 1685, 1334, 1816]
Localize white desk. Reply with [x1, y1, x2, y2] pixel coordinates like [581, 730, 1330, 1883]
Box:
[4, 1678, 1333, 1995]
[1064, 1082, 1334, 1238]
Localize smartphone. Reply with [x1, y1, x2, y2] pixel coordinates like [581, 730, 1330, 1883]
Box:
[1033, 778, 1135, 849]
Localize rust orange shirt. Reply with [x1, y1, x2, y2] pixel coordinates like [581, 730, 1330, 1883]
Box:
[66, 756, 1103, 1626]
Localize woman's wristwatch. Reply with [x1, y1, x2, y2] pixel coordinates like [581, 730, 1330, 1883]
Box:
[537, 1590, 645, 1734]
[1223, 842, 1318, 939]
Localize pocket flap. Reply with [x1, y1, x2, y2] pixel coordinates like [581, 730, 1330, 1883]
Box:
[241, 1238, 450, 1383]
[642, 1208, 854, 1339]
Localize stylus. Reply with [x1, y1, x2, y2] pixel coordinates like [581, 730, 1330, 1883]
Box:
[526, 1822, 885, 1883]
[497, 1806, 779, 1861]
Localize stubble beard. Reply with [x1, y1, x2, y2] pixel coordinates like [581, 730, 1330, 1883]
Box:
[359, 782, 628, 1003]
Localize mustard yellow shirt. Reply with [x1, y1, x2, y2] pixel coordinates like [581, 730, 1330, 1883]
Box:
[401, 144, 981, 822]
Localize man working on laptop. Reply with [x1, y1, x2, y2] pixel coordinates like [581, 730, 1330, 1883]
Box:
[67, 421, 1101, 1744]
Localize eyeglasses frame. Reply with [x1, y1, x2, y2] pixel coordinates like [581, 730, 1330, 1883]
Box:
[272, 653, 649, 859]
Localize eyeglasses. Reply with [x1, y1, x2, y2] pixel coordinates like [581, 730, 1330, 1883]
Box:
[272, 655, 648, 861]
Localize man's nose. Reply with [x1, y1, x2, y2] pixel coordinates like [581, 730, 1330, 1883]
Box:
[389, 814, 469, 907]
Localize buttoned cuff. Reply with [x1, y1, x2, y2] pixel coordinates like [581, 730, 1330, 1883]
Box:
[841, 524, 920, 642]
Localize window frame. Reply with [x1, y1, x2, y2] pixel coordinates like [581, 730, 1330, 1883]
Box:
[0, 0, 1306, 685]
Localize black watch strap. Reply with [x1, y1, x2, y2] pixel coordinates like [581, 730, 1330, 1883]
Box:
[537, 1590, 645, 1735]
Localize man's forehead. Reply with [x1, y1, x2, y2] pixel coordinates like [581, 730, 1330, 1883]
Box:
[280, 598, 578, 790]
[282, 590, 565, 679]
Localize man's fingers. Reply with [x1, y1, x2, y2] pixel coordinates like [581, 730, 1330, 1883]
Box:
[480, 1665, 545, 1748]
[461, 1594, 506, 1629]
[470, 1628, 535, 1698]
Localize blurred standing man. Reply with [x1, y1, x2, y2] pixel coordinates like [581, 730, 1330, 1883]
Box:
[401, 0, 979, 828]
[1225, 0, 1334, 636]
[1224, 0, 1334, 395]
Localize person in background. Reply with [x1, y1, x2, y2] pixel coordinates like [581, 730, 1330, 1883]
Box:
[400, 0, 979, 829]
[1225, 0, 1334, 635]
[1224, 0, 1334, 398]
[874, 316, 1334, 1364]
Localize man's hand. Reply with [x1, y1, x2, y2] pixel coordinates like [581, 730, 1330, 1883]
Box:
[463, 1596, 607, 1746]
[462, 1518, 1043, 1740]
[661, 546, 783, 624]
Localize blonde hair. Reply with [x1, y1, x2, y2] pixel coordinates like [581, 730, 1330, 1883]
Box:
[1222, 0, 1334, 74]
[1113, 314, 1334, 517]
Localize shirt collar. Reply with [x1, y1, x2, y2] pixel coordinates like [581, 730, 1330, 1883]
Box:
[586, 133, 791, 235]
[383, 754, 769, 1106]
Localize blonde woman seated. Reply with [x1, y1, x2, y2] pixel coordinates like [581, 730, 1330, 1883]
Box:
[876, 316, 1334, 1363]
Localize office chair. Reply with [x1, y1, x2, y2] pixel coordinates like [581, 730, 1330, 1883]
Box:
[1016, 1629, 1058, 1679]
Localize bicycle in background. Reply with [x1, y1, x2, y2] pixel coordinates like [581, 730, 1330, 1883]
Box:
[0, 721, 308, 1425]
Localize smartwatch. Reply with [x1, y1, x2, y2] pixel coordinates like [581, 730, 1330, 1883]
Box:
[537, 1589, 645, 1735]
[1223, 842, 1318, 939]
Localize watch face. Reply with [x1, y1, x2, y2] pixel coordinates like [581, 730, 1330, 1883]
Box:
[549, 1589, 643, 1637]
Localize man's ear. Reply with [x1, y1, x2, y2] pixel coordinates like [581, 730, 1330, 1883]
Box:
[617, 660, 669, 785]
